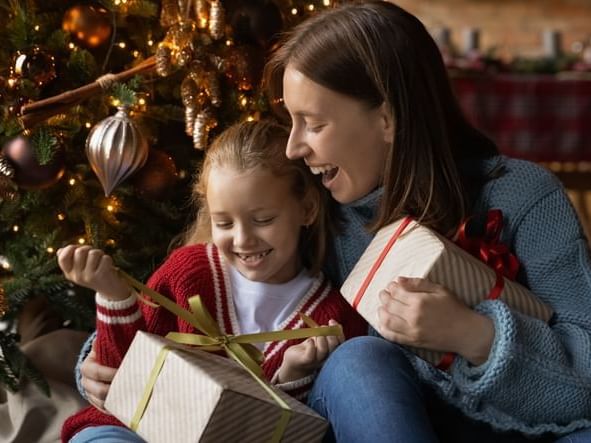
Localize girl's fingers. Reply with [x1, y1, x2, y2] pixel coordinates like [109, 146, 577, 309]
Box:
[85, 249, 104, 273]
[56, 245, 79, 273]
[313, 336, 329, 361]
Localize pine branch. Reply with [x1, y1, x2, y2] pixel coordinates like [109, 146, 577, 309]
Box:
[31, 127, 58, 165]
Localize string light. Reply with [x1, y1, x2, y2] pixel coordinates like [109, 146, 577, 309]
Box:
[308, 4, 315, 11]
[106, 239, 116, 247]
[225, 39, 233, 46]
[68, 42, 76, 50]
[112, 98, 121, 107]
[57, 213, 66, 221]
[247, 115, 255, 122]
[85, 122, 92, 128]
[138, 97, 146, 106]
[12, 225, 19, 232]
[133, 50, 140, 58]
[106, 204, 115, 212]
[34, 25, 40, 31]
[147, 40, 154, 46]
[47, 247, 55, 254]
[291, 8, 298, 15]
[118, 42, 127, 49]
[69, 178, 76, 186]
[323, 0, 331, 5]
[78, 237, 86, 245]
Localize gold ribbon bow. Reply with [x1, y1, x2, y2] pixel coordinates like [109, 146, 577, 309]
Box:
[117, 271, 342, 443]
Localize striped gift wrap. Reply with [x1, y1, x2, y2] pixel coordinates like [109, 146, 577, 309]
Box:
[104, 331, 327, 442]
[340, 219, 553, 366]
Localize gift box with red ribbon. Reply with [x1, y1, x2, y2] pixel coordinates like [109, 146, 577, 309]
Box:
[340, 211, 553, 369]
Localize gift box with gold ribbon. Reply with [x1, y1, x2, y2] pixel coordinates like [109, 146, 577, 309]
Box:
[340, 213, 554, 369]
[102, 272, 336, 443]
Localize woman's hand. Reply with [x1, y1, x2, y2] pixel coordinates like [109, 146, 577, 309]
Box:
[80, 341, 117, 413]
[378, 277, 495, 366]
[57, 245, 130, 301]
[276, 319, 344, 383]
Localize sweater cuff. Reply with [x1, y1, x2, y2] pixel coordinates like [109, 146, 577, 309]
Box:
[271, 372, 316, 401]
[75, 330, 97, 400]
[451, 300, 517, 396]
[95, 291, 141, 325]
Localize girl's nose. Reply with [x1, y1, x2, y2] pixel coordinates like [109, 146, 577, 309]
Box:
[234, 225, 256, 248]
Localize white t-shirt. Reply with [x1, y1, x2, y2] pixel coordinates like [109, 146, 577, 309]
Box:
[229, 266, 314, 341]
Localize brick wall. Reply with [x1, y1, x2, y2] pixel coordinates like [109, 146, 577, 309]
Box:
[393, 0, 591, 60]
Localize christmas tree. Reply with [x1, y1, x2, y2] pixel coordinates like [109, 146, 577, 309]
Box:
[0, 0, 337, 394]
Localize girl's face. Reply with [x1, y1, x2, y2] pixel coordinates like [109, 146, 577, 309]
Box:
[207, 165, 312, 284]
[282, 65, 392, 204]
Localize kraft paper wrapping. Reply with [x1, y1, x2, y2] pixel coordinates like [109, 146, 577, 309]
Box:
[340, 219, 553, 366]
[104, 331, 327, 443]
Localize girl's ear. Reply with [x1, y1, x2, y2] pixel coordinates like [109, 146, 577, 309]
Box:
[302, 189, 320, 227]
[378, 102, 395, 145]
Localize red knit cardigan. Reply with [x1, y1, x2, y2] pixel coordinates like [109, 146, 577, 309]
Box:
[62, 243, 367, 442]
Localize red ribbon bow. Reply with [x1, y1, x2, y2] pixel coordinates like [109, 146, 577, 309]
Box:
[455, 209, 519, 284]
[437, 209, 520, 371]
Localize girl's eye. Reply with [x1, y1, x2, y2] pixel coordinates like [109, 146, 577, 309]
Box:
[254, 217, 275, 225]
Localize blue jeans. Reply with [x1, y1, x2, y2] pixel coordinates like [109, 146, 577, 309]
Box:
[308, 336, 591, 443]
[70, 425, 146, 443]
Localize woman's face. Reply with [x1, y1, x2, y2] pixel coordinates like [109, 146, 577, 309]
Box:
[282, 65, 392, 204]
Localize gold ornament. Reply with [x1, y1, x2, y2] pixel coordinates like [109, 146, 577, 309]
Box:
[204, 71, 222, 107]
[160, 0, 181, 28]
[86, 106, 149, 196]
[62, 4, 113, 48]
[155, 45, 173, 77]
[193, 108, 217, 150]
[209, 0, 225, 40]
[185, 106, 196, 136]
[196, 0, 209, 29]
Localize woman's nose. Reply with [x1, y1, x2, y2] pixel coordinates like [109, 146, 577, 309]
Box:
[286, 129, 309, 160]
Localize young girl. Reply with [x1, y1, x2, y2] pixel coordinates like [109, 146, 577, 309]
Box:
[57, 120, 366, 443]
[263, 2, 591, 442]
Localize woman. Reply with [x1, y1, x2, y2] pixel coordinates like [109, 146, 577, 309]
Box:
[78, 2, 591, 442]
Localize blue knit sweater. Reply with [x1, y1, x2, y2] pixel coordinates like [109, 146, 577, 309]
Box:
[329, 155, 591, 436]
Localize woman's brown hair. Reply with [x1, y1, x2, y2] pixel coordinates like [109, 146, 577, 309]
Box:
[181, 120, 333, 275]
[264, 1, 499, 236]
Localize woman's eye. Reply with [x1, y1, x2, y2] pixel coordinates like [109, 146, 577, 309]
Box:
[307, 124, 324, 133]
[214, 222, 232, 229]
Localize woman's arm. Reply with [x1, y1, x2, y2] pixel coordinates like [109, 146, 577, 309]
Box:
[449, 180, 591, 429]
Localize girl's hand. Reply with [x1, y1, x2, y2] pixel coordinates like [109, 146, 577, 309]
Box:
[80, 341, 117, 413]
[57, 245, 130, 301]
[277, 319, 344, 383]
[378, 277, 495, 366]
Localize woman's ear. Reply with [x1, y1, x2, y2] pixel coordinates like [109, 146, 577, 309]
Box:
[378, 102, 395, 145]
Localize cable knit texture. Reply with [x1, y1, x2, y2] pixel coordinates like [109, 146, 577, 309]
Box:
[63, 243, 366, 442]
[329, 155, 591, 436]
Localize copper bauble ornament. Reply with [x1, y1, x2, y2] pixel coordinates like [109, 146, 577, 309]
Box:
[13, 47, 56, 86]
[132, 149, 178, 200]
[2, 136, 65, 190]
[86, 106, 149, 196]
[62, 4, 113, 48]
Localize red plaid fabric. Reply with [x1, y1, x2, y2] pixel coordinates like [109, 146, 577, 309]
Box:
[452, 75, 591, 162]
